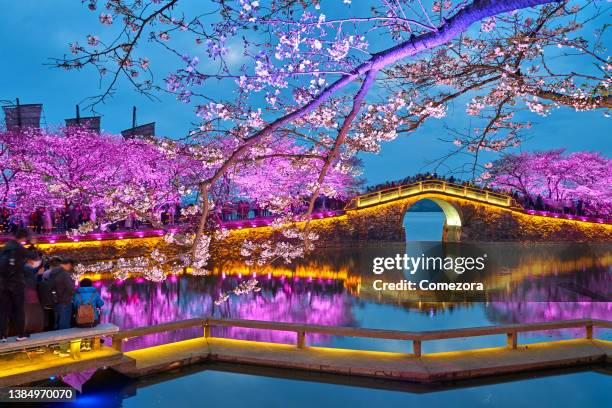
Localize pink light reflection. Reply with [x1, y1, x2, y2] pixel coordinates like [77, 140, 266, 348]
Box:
[96, 275, 353, 351]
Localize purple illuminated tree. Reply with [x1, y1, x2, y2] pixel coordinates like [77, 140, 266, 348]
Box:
[1, 125, 357, 281]
[487, 150, 612, 216]
[1, 127, 190, 222]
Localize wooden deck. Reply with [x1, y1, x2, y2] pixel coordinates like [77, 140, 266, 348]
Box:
[3, 318, 610, 386]
[0, 324, 121, 387]
[112, 318, 612, 383]
[115, 337, 611, 382]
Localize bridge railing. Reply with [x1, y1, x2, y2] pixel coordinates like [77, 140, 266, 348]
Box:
[111, 317, 611, 357]
[347, 180, 513, 209]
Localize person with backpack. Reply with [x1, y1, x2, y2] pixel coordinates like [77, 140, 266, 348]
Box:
[0, 229, 35, 342]
[39, 258, 75, 357]
[44, 258, 76, 330]
[37, 257, 61, 331]
[73, 278, 104, 351]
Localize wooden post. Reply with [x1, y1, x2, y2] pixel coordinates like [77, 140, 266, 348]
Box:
[297, 331, 306, 349]
[92, 337, 101, 351]
[70, 340, 82, 360]
[377, 191, 382, 203]
[204, 324, 211, 338]
[419, 182, 423, 192]
[112, 336, 123, 352]
[507, 332, 517, 349]
[413, 340, 422, 357]
[585, 323, 593, 340]
[485, 191, 489, 202]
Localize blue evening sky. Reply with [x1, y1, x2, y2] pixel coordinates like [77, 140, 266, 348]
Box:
[0, 1, 610, 186]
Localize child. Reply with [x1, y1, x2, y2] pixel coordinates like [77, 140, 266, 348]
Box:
[73, 278, 104, 351]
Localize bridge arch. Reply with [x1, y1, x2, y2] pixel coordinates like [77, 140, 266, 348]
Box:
[403, 197, 462, 242]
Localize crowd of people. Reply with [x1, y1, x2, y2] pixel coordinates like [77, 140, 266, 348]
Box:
[0, 203, 185, 235]
[0, 229, 103, 356]
[0, 205, 96, 235]
[516, 194, 599, 217]
[362, 173, 503, 195]
[1, 196, 348, 236]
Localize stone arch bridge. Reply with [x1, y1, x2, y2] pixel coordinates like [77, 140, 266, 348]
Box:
[331, 179, 612, 243]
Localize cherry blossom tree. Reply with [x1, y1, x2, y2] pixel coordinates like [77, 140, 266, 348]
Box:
[1, 124, 357, 283]
[384, 1, 610, 177]
[49, 0, 611, 272]
[488, 150, 612, 216]
[0, 127, 192, 223]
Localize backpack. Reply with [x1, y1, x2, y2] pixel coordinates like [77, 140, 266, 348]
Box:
[37, 277, 57, 308]
[0, 247, 17, 279]
[75, 293, 96, 327]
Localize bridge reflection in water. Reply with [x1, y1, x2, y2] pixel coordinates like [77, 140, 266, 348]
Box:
[89, 242, 612, 352]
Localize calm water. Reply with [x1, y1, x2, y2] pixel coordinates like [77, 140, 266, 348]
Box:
[61, 368, 611, 408]
[48, 213, 612, 406]
[404, 210, 446, 241]
[94, 237, 611, 352]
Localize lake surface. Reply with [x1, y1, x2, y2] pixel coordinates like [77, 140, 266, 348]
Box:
[63, 368, 612, 408]
[93, 239, 611, 352]
[47, 213, 612, 406]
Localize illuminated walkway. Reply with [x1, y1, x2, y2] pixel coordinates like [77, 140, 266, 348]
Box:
[117, 337, 611, 383]
[113, 318, 612, 383]
[2, 318, 610, 387]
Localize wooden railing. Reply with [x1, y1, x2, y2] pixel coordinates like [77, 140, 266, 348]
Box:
[111, 318, 611, 357]
[346, 179, 514, 209]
